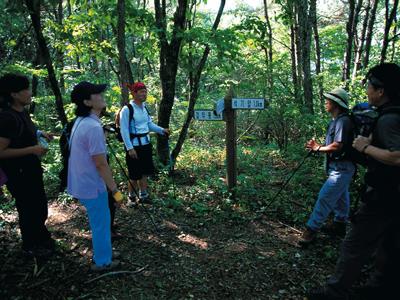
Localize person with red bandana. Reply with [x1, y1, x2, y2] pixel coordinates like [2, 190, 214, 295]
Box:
[119, 82, 169, 207]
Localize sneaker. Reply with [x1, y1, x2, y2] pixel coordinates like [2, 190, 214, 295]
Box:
[299, 227, 318, 246]
[306, 286, 348, 300]
[90, 260, 120, 272]
[140, 194, 152, 204]
[126, 196, 138, 208]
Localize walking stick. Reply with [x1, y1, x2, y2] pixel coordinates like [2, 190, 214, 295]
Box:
[106, 138, 160, 233]
[263, 150, 314, 210]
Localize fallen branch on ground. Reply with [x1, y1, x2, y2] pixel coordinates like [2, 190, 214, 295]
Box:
[85, 265, 148, 284]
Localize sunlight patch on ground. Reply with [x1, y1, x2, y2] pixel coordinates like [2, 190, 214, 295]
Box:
[177, 233, 208, 250]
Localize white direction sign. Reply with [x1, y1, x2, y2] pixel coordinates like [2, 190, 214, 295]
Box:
[232, 98, 265, 110]
[194, 110, 223, 121]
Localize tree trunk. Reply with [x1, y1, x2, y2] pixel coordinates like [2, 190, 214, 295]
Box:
[290, 24, 300, 105]
[363, 0, 379, 69]
[343, 0, 356, 83]
[390, 14, 398, 61]
[25, 0, 67, 125]
[297, 0, 313, 113]
[154, 0, 189, 164]
[380, 0, 399, 63]
[55, 0, 65, 95]
[262, 0, 273, 94]
[353, 0, 371, 78]
[310, 0, 323, 110]
[171, 0, 225, 164]
[117, 0, 131, 105]
[294, 3, 303, 107]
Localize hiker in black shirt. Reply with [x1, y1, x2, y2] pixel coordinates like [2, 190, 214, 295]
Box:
[307, 63, 400, 300]
[0, 74, 55, 258]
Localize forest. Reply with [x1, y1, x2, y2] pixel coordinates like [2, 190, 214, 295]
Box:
[1, 0, 399, 299]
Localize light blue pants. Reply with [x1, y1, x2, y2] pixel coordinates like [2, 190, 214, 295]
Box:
[306, 160, 355, 231]
[79, 191, 112, 266]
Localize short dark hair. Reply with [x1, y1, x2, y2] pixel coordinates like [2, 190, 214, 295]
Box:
[367, 63, 400, 104]
[0, 73, 30, 108]
[71, 81, 107, 117]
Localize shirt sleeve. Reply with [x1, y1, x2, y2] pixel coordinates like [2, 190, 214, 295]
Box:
[0, 112, 20, 140]
[377, 115, 400, 151]
[334, 117, 352, 144]
[119, 106, 134, 151]
[88, 125, 107, 156]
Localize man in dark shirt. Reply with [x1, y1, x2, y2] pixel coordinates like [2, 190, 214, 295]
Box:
[299, 88, 355, 245]
[307, 63, 400, 300]
[0, 73, 54, 258]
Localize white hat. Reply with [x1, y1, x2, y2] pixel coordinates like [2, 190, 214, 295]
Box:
[323, 88, 349, 110]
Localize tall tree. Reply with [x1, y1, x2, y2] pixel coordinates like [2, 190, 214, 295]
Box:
[117, 0, 130, 105]
[171, 0, 226, 164]
[363, 0, 379, 68]
[25, 0, 67, 125]
[154, 0, 189, 164]
[342, 0, 362, 84]
[262, 0, 273, 94]
[380, 0, 399, 63]
[310, 0, 323, 109]
[352, 0, 371, 79]
[296, 0, 313, 113]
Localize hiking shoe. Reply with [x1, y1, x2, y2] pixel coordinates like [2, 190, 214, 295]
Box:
[306, 286, 348, 300]
[323, 221, 347, 237]
[299, 227, 318, 246]
[140, 194, 152, 204]
[126, 196, 138, 208]
[90, 260, 120, 272]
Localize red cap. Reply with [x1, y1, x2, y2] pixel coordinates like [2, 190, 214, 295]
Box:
[127, 82, 147, 93]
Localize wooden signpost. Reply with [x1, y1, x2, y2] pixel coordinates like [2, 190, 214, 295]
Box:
[194, 87, 267, 199]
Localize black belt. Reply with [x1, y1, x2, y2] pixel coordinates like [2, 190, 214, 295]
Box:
[130, 132, 149, 146]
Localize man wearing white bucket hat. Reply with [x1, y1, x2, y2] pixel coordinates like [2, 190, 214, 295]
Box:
[299, 87, 355, 245]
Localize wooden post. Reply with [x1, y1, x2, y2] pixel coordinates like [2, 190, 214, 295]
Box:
[224, 87, 237, 199]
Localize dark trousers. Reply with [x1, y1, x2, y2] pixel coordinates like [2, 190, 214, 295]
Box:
[326, 189, 400, 297]
[5, 161, 51, 249]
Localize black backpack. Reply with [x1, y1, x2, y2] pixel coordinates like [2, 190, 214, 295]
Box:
[114, 103, 150, 142]
[331, 103, 379, 165]
[58, 117, 85, 192]
[58, 119, 76, 192]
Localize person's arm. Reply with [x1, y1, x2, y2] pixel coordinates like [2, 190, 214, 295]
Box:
[306, 139, 342, 153]
[146, 108, 168, 136]
[92, 154, 118, 192]
[353, 135, 400, 166]
[0, 137, 47, 158]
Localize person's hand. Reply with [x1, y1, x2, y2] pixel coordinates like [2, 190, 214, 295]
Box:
[306, 138, 321, 152]
[112, 189, 125, 206]
[30, 145, 48, 156]
[163, 128, 170, 138]
[128, 148, 138, 159]
[41, 132, 54, 141]
[353, 134, 372, 153]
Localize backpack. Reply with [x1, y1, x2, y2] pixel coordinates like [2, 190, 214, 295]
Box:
[58, 117, 85, 192]
[114, 103, 134, 142]
[114, 103, 150, 143]
[331, 103, 379, 165]
[58, 119, 76, 192]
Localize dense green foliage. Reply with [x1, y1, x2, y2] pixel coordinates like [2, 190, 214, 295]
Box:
[1, 0, 398, 216]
